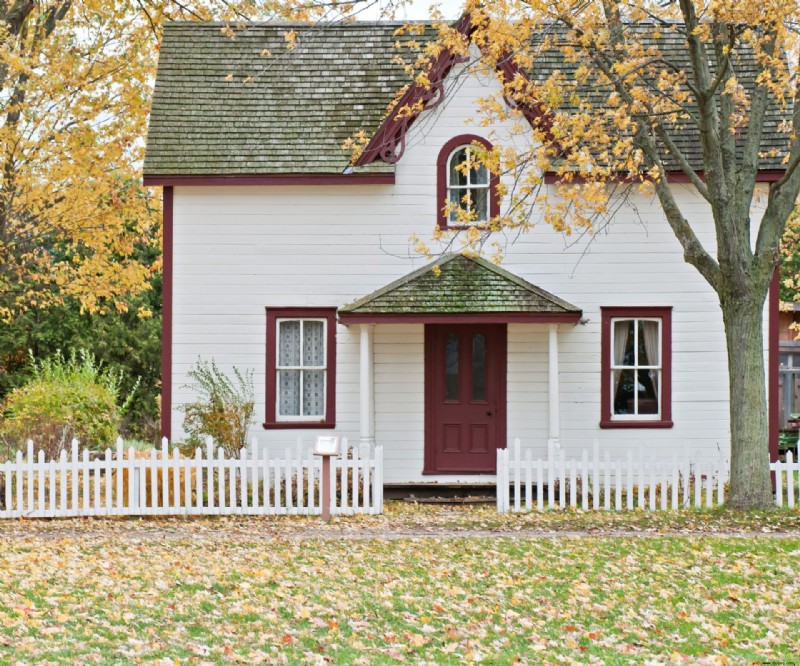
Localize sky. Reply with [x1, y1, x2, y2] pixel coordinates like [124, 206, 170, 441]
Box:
[354, 0, 466, 21]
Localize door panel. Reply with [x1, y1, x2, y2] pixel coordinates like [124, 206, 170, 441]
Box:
[424, 324, 506, 473]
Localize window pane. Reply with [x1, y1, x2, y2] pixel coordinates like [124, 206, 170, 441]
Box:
[470, 159, 488, 185]
[278, 369, 300, 416]
[278, 320, 300, 366]
[302, 370, 325, 417]
[449, 188, 463, 221]
[303, 320, 325, 366]
[472, 187, 488, 220]
[445, 333, 459, 401]
[638, 370, 659, 414]
[613, 369, 635, 414]
[472, 334, 486, 401]
[449, 148, 468, 186]
[613, 320, 634, 366]
[639, 320, 660, 366]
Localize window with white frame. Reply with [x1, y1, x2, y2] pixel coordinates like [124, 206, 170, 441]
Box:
[276, 318, 327, 420]
[446, 145, 490, 224]
[264, 307, 336, 429]
[610, 317, 662, 418]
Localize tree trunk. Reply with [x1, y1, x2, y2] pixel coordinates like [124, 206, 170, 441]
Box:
[721, 291, 774, 509]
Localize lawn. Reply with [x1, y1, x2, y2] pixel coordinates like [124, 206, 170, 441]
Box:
[1, 504, 799, 664]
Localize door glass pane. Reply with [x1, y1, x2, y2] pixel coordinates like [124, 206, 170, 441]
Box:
[445, 334, 459, 401]
[472, 334, 486, 401]
[278, 320, 300, 366]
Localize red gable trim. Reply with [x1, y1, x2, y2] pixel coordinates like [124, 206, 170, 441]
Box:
[354, 15, 557, 167]
[143, 173, 395, 187]
[338, 312, 581, 324]
[354, 15, 473, 167]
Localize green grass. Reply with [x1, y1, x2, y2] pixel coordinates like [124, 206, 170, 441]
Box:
[0, 506, 799, 663]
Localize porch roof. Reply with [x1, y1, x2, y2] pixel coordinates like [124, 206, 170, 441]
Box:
[338, 254, 582, 324]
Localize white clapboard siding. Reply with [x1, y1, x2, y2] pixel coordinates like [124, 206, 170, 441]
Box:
[496, 438, 747, 512]
[169, 60, 751, 485]
[0, 437, 383, 519]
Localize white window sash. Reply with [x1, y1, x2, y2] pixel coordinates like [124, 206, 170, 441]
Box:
[447, 146, 490, 220]
[275, 318, 327, 420]
[609, 316, 663, 420]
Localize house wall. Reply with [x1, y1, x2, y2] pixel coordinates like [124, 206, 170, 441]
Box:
[169, 61, 769, 483]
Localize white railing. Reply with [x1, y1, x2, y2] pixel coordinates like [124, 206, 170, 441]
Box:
[497, 439, 800, 512]
[0, 437, 383, 519]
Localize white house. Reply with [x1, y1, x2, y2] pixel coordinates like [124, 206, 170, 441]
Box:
[143, 19, 782, 486]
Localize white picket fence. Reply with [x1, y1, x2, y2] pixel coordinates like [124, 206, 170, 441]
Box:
[497, 438, 800, 513]
[0, 437, 383, 518]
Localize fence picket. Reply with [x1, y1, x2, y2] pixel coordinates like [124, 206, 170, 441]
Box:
[581, 450, 588, 511]
[788, 451, 796, 509]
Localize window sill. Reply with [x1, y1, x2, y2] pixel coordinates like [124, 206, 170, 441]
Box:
[600, 419, 674, 429]
[262, 421, 336, 430]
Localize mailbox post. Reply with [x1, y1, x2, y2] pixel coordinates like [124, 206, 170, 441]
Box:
[313, 436, 340, 522]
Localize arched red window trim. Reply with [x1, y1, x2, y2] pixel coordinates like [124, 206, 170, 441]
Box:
[436, 134, 500, 230]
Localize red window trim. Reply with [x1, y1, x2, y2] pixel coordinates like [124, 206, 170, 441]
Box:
[437, 135, 500, 230]
[263, 307, 337, 430]
[600, 306, 673, 429]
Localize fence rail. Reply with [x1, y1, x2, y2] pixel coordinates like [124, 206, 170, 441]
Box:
[497, 439, 800, 513]
[0, 437, 383, 519]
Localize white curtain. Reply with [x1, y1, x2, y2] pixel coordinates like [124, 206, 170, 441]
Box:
[641, 320, 660, 402]
[613, 320, 630, 396]
[302, 321, 325, 417]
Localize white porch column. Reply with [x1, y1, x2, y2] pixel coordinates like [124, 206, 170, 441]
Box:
[359, 324, 376, 446]
[548, 323, 561, 443]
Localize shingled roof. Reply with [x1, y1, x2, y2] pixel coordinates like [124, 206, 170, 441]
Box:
[144, 21, 433, 176]
[144, 20, 790, 177]
[338, 254, 582, 321]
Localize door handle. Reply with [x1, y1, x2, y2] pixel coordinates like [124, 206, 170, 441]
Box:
[486, 410, 492, 416]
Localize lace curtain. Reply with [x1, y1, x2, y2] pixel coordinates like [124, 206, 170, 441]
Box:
[278, 320, 325, 417]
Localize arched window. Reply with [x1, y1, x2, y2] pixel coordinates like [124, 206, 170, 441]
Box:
[446, 145, 490, 224]
[437, 135, 499, 229]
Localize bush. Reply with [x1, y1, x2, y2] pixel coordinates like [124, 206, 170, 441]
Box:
[0, 350, 132, 460]
[181, 359, 255, 458]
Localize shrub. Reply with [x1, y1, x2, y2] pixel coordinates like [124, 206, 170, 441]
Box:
[0, 350, 132, 460]
[181, 359, 255, 458]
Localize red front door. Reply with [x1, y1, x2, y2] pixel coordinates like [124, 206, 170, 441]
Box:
[424, 324, 507, 474]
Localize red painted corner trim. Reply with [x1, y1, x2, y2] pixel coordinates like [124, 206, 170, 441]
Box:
[600, 306, 673, 429]
[769, 272, 780, 463]
[160, 186, 174, 441]
[338, 312, 581, 325]
[544, 169, 785, 185]
[436, 135, 500, 230]
[263, 307, 337, 430]
[143, 173, 395, 187]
